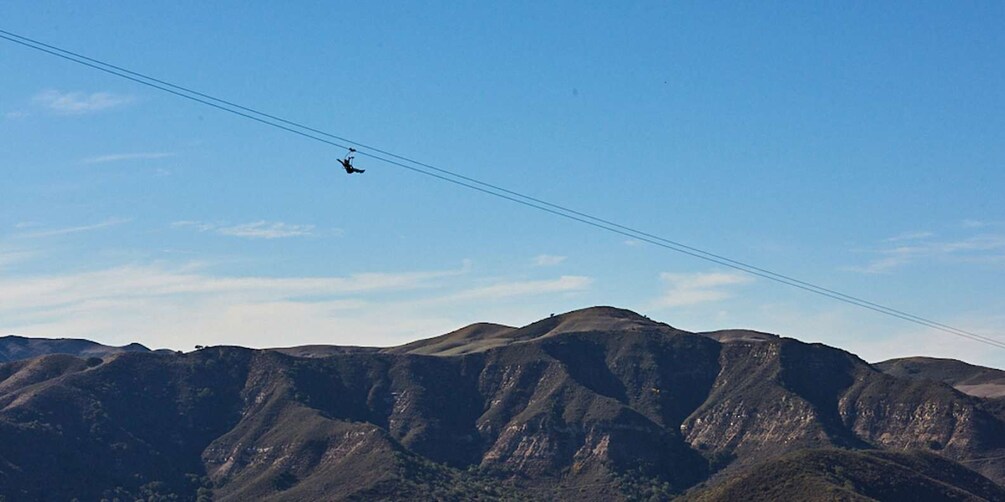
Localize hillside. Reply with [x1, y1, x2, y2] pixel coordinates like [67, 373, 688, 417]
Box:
[0, 307, 1002, 500]
[384, 306, 675, 356]
[684, 448, 1005, 501]
[876, 357, 1005, 399]
[0, 334, 151, 362]
[384, 322, 518, 356]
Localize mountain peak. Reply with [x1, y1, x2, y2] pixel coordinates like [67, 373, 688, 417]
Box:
[387, 306, 675, 356]
[528, 305, 672, 337]
[553, 305, 654, 322]
[698, 329, 780, 344]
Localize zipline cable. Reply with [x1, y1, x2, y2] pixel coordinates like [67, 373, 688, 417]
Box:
[2, 28, 1002, 350]
[0, 27, 993, 346]
[4, 27, 983, 345]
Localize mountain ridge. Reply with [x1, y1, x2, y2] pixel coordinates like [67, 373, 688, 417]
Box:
[0, 334, 152, 363]
[1, 306, 1003, 500]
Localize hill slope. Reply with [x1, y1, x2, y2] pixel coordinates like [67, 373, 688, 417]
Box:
[876, 357, 1005, 399]
[0, 334, 150, 362]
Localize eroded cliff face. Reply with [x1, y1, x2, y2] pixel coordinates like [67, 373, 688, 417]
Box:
[682, 342, 834, 458]
[837, 370, 1005, 484]
[0, 308, 1002, 501]
[680, 336, 1004, 485]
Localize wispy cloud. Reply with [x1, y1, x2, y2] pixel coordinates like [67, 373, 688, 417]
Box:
[172, 221, 215, 232]
[218, 222, 317, 239]
[17, 218, 131, 239]
[652, 271, 753, 308]
[849, 233, 1005, 274]
[884, 231, 934, 242]
[962, 219, 1005, 229]
[0, 263, 463, 315]
[173, 220, 321, 239]
[4, 111, 29, 119]
[533, 254, 566, 267]
[0, 261, 589, 349]
[0, 249, 37, 270]
[83, 152, 175, 164]
[33, 90, 134, 115]
[448, 276, 592, 301]
[847, 256, 908, 274]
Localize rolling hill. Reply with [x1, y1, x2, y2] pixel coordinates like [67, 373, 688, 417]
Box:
[0, 334, 151, 362]
[876, 356, 1005, 399]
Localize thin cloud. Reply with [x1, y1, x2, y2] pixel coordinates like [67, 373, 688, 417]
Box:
[33, 90, 134, 115]
[652, 271, 753, 308]
[849, 233, 1005, 274]
[884, 231, 934, 242]
[17, 218, 131, 239]
[961, 220, 1004, 229]
[533, 254, 567, 267]
[848, 256, 909, 274]
[173, 220, 320, 239]
[83, 152, 175, 164]
[0, 249, 37, 270]
[172, 221, 216, 232]
[0, 262, 467, 315]
[0, 261, 470, 348]
[448, 276, 592, 302]
[219, 222, 316, 239]
[4, 111, 29, 119]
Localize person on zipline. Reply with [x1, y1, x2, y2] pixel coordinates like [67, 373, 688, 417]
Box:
[339, 148, 365, 174]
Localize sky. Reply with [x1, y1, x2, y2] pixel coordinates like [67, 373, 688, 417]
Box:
[1, 2, 1003, 367]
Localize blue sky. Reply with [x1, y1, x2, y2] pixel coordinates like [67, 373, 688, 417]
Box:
[1, 2, 1003, 367]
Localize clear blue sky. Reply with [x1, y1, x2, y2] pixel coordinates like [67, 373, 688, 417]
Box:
[2, 2, 1003, 367]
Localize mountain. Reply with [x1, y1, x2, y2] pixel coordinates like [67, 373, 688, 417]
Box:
[0, 307, 1002, 501]
[876, 356, 1005, 399]
[0, 334, 151, 362]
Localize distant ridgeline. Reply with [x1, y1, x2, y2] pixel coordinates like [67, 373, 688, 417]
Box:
[0, 307, 1002, 501]
[0, 335, 151, 363]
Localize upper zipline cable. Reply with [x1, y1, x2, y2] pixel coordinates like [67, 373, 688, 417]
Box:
[3, 28, 1002, 350]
